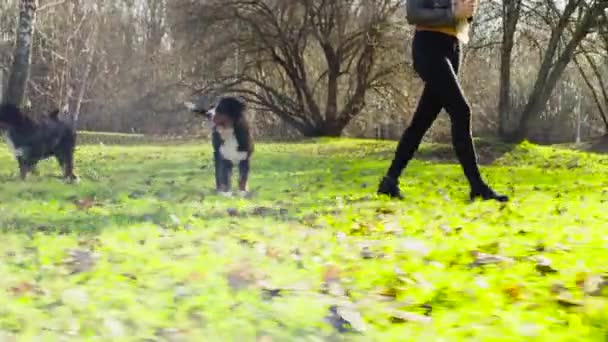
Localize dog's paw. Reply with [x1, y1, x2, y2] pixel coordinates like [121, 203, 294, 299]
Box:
[64, 175, 80, 184]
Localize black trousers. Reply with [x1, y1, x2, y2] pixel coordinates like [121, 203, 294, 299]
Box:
[387, 30, 484, 189]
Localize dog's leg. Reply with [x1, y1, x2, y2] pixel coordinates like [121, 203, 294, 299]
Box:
[55, 151, 78, 184]
[238, 159, 250, 197]
[17, 158, 33, 180]
[63, 152, 78, 183]
[220, 160, 234, 197]
[216, 157, 233, 197]
[214, 150, 223, 191]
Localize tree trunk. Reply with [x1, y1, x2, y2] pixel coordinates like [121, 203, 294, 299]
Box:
[3, 0, 37, 106]
[72, 20, 99, 127]
[319, 119, 347, 137]
[511, 2, 603, 142]
[498, 0, 522, 139]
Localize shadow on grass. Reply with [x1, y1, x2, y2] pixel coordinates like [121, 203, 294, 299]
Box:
[0, 212, 160, 235]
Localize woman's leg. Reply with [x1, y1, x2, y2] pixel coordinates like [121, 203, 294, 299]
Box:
[387, 86, 443, 180]
[378, 85, 443, 198]
[379, 31, 507, 202]
[422, 55, 508, 202]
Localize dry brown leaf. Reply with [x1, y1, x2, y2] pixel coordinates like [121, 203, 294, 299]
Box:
[78, 237, 102, 250]
[8, 282, 44, 297]
[375, 287, 398, 299]
[503, 284, 524, 301]
[226, 263, 258, 291]
[575, 272, 588, 288]
[74, 197, 96, 210]
[323, 264, 341, 284]
[550, 283, 568, 295]
[266, 247, 283, 260]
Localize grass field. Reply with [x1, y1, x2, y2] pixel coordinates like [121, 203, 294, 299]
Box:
[0, 137, 607, 341]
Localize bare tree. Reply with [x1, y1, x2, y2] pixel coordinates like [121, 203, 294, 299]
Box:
[504, 0, 608, 141]
[171, 0, 405, 137]
[498, 0, 523, 138]
[574, 15, 608, 136]
[3, 0, 37, 105]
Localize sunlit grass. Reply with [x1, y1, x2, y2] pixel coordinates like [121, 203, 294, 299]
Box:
[0, 137, 606, 340]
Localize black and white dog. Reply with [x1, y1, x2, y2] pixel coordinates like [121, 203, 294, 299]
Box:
[0, 103, 78, 183]
[185, 96, 254, 197]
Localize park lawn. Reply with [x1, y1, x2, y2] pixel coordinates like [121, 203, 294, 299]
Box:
[0, 137, 607, 341]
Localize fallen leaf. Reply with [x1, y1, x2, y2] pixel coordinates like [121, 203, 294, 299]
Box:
[374, 287, 398, 299]
[266, 247, 282, 260]
[469, 251, 514, 268]
[389, 310, 432, 324]
[535, 256, 558, 276]
[360, 246, 374, 260]
[325, 305, 366, 333]
[64, 249, 99, 274]
[556, 295, 584, 308]
[550, 283, 568, 295]
[226, 263, 257, 291]
[323, 264, 341, 284]
[503, 284, 524, 301]
[581, 274, 608, 296]
[575, 272, 588, 288]
[78, 237, 102, 250]
[8, 282, 44, 297]
[74, 197, 96, 210]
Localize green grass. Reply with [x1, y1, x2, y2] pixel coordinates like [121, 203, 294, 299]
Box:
[0, 138, 607, 341]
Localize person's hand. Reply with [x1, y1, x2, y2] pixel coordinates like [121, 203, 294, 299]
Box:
[454, 0, 476, 19]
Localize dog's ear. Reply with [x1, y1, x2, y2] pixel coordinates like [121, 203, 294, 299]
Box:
[223, 97, 246, 118]
[0, 103, 22, 124]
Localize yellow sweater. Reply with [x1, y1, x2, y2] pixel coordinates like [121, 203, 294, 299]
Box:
[417, 18, 471, 44]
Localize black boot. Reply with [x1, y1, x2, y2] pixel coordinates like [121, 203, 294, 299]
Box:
[470, 184, 509, 202]
[377, 176, 404, 199]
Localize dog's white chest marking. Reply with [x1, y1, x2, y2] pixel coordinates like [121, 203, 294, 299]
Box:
[217, 127, 248, 163]
[3, 132, 24, 159]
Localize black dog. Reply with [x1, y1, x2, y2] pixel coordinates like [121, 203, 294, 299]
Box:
[0, 103, 78, 182]
[185, 96, 254, 197]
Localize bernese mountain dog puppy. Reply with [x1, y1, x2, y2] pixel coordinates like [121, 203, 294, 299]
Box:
[0, 103, 78, 183]
[185, 96, 254, 197]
